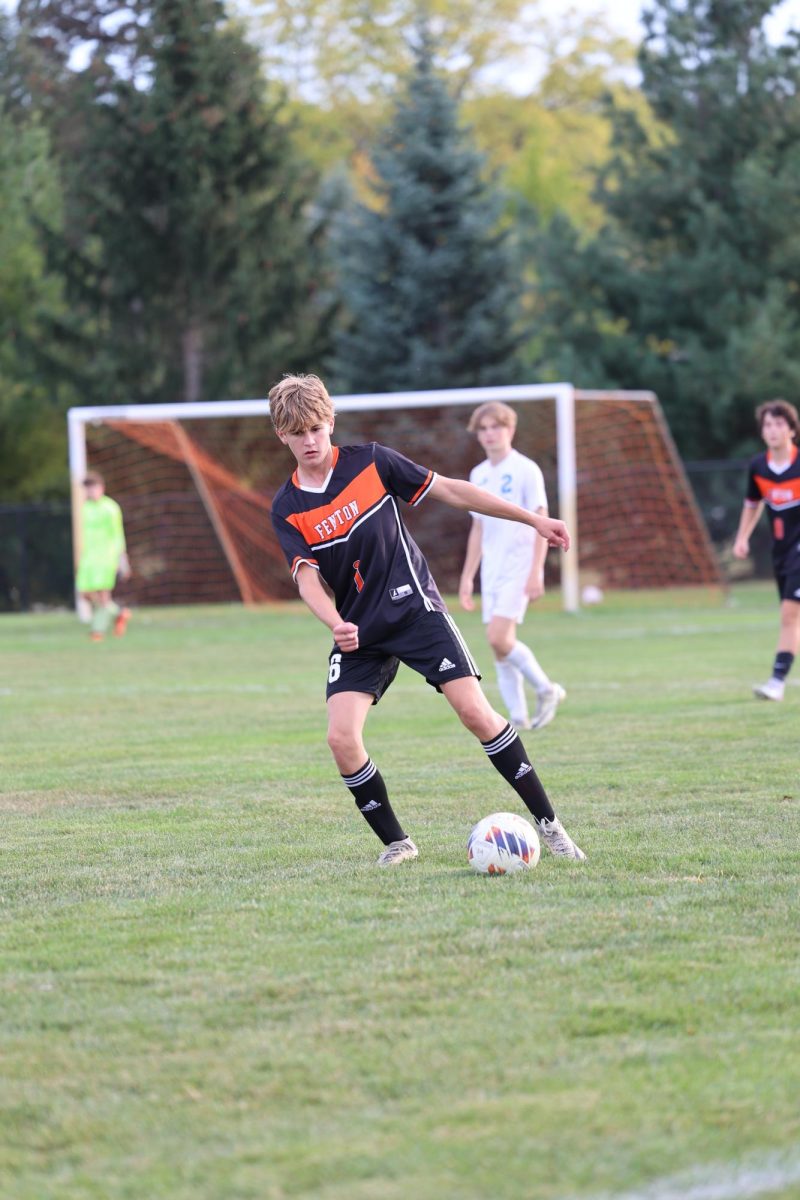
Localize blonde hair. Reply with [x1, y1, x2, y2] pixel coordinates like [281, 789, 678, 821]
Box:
[268, 374, 335, 435]
[467, 401, 518, 435]
[756, 399, 799, 440]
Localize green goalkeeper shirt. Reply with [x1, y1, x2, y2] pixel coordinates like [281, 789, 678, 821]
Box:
[82, 495, 126, 559]
[76, 495, 127, 592]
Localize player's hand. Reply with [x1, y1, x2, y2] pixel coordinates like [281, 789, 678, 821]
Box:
[332, 621, 359, 652]
[732, 536, 749, 560]
[118, 552, 132, 581]
[535, 516, 570, 551]
[459, 579, 475, 611]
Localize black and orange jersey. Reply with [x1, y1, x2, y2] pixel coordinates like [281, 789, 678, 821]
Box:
[271, 442, 445, 645]
[746, 445, 800, 569]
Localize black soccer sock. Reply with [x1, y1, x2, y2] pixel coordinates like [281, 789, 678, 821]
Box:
[773, 651, 794, 681]
[481, 723, 556, 823]
[341, 759, 407, 845]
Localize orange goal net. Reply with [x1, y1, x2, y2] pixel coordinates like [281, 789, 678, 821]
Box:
[70, 386, 723, 609]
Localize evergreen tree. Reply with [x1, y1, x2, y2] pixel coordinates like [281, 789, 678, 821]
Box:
[531, 0, 800, 457]
[331, 24, 525, 393]
[14, 0, 333, 406]
[0, 85, 72, 498]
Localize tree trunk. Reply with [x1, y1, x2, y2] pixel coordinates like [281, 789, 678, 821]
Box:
[182, 324, 204, 403]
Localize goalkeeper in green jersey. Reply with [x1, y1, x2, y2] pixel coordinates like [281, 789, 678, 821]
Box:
[76, 471, 132, 641]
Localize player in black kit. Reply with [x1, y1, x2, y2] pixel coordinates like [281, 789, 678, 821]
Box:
[269, 373, 585, 865]
[734, 399, 800, 701]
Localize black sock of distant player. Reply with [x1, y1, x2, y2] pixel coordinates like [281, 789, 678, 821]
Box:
[773, 651, 794, 681]
[481, 723, 556, 823]
[341, 759, 407, 845]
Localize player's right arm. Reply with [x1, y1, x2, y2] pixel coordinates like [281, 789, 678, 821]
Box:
[295, 563, 359, 652]
[527, 506, 548, 601]
[733, 500, 763, 559]
[458, 518, 483, 611]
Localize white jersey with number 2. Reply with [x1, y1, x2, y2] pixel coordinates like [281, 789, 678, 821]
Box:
[469, 448, 548, 591]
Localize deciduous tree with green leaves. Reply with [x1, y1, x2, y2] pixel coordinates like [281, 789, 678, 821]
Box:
[241, 0, 541, 108]
[14, 0, 333, 407]
[330, 24, 525, 393]
[242, 1, 641, 243]
[531, 0, 800, 458]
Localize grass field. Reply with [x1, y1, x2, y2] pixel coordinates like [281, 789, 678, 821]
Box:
[1, 583, 799, 1200]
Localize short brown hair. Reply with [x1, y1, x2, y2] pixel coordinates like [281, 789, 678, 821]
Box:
[756, 399, 800, 440]
[467, 401, 518, 435]
[268, 374, 335, 435]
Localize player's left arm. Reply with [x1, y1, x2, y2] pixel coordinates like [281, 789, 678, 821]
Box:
[430, 476, 569, 551]
[111, 499, 132, 579]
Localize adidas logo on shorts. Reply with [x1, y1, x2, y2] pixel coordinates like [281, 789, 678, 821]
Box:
[438, 657, 456, 672]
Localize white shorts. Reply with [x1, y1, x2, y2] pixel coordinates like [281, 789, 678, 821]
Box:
[481, 578, 529, 624]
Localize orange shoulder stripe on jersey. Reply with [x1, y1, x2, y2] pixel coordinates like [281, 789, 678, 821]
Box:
[752, 473, 800, 507]
[286, 461, 387, 546]
[409, 469, 433, 505]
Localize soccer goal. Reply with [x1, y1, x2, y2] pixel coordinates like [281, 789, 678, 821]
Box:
[67, 383, 723, 613]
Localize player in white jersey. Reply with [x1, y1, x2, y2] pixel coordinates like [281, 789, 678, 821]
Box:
[459, 401, 565, 730]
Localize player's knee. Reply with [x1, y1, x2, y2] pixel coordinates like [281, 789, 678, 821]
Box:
[780, 604, 800, 629]
[457, 698, 499, 740]
[326, 725, 360, 767]
[488, 631, 515, 658]
[326, 724, 347, 756]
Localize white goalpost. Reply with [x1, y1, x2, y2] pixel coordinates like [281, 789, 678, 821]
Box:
[67, 382, 722, 614]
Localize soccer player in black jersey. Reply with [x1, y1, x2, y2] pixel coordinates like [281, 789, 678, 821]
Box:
[269, 373, 585, 865]
[734, 399, 800, 701]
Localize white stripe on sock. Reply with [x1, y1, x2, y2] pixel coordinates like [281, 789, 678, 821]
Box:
[342, 760, 377, 787]
[482, 724, 518, 756]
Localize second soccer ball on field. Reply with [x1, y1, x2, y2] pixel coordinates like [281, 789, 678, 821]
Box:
[467, 812, 541, 875]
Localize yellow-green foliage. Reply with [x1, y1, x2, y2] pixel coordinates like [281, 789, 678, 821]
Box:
[275, 8, 657, 237]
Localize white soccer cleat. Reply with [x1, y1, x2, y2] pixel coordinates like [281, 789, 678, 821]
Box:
[531, 683, 566, 730]
[377, 837, 419, 866]
[537, 816, 586, 860]
[753, 678, 785, 701]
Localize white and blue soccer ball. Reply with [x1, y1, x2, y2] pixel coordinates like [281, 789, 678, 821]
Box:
[467, 812, 541, 875]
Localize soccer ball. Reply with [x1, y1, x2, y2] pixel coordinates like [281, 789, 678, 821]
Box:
[581, 584, 604, 605]
[467, 812, 541, 875]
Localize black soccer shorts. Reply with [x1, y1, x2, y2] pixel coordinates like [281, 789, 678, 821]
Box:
[325, 609, 481, 704]
[775, 563, 800, 602]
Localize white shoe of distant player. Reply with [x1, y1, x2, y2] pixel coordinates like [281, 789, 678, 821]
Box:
[531, 683, 566, 730]
[377, 837, 419, 866]
[537, 816, 586, 861]
[753, 677, 785, 701]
